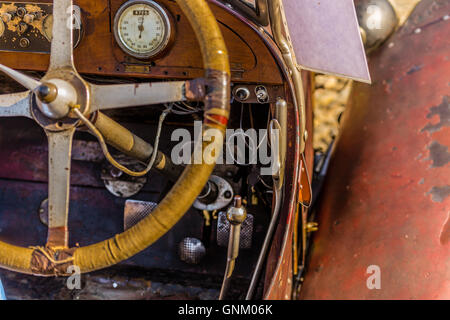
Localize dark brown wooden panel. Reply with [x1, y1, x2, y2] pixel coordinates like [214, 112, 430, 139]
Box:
[0, 0, 282, 84]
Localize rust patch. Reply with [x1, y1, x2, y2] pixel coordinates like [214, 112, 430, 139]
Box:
[185, 78, 206, 101]
[422, 96, 449, 133]
[427, 185, 450, 203]
[427, 141, 450, 168]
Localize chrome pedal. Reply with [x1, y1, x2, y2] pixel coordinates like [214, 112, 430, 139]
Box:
[124, 199, 158, 231]
[217, 211, 254, 249]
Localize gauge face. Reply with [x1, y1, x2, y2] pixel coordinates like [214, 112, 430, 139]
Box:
[0, 20, 5, 38]
[42, 14, 53, 42]
[114, 0, 173, 59]
[43, 14, 82, 47]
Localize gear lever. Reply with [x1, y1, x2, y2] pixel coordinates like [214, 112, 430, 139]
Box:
[219, 195, 247, 300]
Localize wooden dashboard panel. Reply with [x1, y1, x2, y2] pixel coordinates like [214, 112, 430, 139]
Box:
[0, 0, 283, 84]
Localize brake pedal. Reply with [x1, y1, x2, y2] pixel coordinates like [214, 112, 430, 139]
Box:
[124, 199, 158, 231]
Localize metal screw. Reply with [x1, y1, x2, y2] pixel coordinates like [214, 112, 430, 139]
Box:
[110, 167, 123, 178]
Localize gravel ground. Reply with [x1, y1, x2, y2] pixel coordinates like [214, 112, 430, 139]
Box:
[313, 75, 352, 152]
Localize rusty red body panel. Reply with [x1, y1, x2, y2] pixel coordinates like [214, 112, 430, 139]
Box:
[300, 0, 450, 299]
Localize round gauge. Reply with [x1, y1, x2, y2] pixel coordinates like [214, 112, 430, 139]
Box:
[114, 0, 173, 59]
[42, 14, 53, 42]
[42, 14, 82, 47]
[0, 20, 5, 38]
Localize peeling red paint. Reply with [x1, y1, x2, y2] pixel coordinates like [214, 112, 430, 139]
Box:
[300, 0, 450, 300]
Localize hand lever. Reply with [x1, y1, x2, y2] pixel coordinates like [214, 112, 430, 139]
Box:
[219, 195, 247, 300]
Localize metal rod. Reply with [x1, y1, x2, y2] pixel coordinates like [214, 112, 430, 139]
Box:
[219, 196, 246, 300]
[245, 185, 282, 300]
[219, 224, 241, 300]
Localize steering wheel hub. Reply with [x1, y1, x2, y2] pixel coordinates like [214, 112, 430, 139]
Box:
[30, 70, 90, 131]
[35, 79, 77, 119]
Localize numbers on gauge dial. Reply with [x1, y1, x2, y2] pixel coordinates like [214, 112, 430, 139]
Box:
[117, 3, 167, 57]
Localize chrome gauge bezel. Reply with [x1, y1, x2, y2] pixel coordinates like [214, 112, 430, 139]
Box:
[113, 0, 173, 60]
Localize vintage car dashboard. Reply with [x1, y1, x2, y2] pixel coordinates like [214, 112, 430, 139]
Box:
[0, 0, 283, 84]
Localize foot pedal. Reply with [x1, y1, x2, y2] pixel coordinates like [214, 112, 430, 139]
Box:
[217, 211, 254, 249]
[124, 199, 158, 231]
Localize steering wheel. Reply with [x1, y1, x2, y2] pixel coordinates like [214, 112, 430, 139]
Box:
[0, 0, 230, 276]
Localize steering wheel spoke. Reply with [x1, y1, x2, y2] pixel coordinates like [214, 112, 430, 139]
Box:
[0, 91, 32, 118]
[48, 0, 75, 71]
[45, 128, 76, 248]
[0, 64, 41, 90]
[89, 81, 192, 112]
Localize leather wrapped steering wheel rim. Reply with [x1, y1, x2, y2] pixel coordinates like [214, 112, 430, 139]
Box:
[0, 0, 230, 276]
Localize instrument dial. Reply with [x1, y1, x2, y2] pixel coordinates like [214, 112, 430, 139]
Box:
[42, 14, 83, 48]
[0, 20, 4, 38]
[42, 14, 53, 42]
[114, 0, 173, 59]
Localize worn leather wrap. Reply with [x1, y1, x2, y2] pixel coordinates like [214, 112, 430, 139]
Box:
[0, 0, 230, 275]
[0, 242, 33, 274]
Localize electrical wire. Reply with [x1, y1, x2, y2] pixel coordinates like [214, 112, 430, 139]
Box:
[72, 105, 168, 177]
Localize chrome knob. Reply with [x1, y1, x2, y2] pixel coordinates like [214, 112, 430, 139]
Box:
[235, 87, 251, 101]
[356, 0, 398, 51]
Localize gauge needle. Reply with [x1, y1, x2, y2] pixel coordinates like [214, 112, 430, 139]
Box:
[138, 17, 144, 39]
